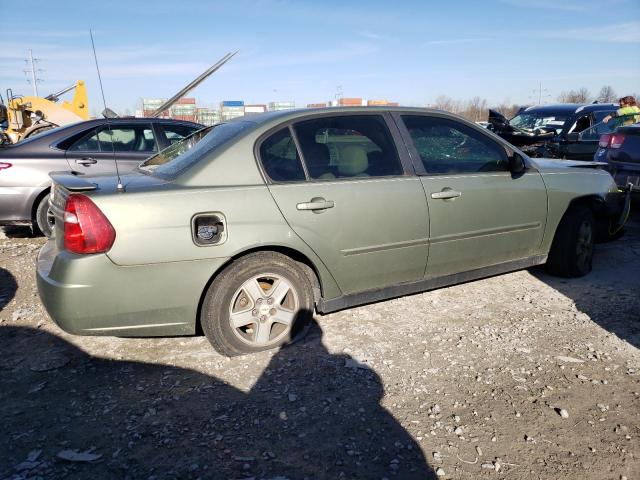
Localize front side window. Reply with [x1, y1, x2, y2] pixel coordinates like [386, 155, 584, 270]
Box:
[293, 115, 402, 180]
[402, 115, 508, 174]
[69, 125, 157, 153]
[259, 128, 305, 182]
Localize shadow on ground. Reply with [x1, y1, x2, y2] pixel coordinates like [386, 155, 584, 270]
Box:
[1, 225, 37, 239]
[0, 268, 17, 312]
[531, 208, 640, 349]
[0, 321, 434, 479]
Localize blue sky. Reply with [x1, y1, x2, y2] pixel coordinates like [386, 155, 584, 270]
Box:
[1, 0, 639, 115]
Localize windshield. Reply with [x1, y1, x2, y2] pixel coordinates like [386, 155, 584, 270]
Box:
[509, 113, 569, 134]
[140, 121, 254, 179]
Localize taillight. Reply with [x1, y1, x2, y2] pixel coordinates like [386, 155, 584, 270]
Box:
[598, 134, 611, 148]
[64, 194, 115, 254]
[0, 162, 12, 171]
[610, 133, 625, 149]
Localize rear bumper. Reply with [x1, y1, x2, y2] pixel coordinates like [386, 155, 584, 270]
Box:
[36, 239, 230, 336]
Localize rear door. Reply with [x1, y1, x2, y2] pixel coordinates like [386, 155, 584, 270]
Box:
[65, 123, 158, 175]
[396, 113, 547, 278]
[261, 113, 430, 295]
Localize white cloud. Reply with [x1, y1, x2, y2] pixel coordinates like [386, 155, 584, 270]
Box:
[424, 38, 489, 46]
[543, 22, 640, 43]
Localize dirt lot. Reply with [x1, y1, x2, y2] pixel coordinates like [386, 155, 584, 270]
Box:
[1, 212, 639, 480]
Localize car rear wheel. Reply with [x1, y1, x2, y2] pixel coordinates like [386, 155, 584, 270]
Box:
[35, 193, 55, 238]
[201, 252, 314, 356]
[546, 205, 594, 277]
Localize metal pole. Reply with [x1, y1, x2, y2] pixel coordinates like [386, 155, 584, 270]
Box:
[28, 49, 38, 97]
[150, 51, 238, 118]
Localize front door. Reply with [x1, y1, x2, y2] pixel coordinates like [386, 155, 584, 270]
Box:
[65, 123, 158, 175]
[397, 114, 548, 278]
[260, 114, 430, 295]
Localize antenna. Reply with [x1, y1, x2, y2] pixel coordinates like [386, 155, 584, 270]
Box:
[90, 30, 124, 192]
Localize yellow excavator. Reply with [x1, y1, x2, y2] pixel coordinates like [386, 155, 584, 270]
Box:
[0, 80, 89, 145]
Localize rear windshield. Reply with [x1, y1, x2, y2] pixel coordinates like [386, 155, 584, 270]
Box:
[145, 121, 254, 179]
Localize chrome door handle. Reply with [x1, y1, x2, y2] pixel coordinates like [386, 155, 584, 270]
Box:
[76, 157, 97, 166]
[431, 190, 461, 200]
[296, 198, 335, 211]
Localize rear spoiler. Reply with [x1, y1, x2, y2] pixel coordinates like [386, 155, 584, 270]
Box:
[50, 171, 97, 191]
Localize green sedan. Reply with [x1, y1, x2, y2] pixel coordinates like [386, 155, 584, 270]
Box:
[37, 107, 622, 356]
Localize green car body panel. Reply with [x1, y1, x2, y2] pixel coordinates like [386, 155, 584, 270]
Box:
[36, 107, 620, 338]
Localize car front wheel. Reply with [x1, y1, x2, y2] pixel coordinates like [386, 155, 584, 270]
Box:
[201, 252, 314, 356]
[546, 205, 594, 277]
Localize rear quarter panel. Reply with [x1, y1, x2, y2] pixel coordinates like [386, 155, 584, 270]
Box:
[91, 184, 342, 299]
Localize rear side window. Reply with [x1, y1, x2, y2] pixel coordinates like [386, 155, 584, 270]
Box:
[69, 125, 157, 153]
[294, 115, 402, 180]
[402, 115, 508, 174]
[259, 128, 305, 182]
[163, 124, 201, 145]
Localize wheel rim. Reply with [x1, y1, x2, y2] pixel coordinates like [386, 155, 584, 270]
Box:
[576, 219, 593, 269]
[46, 207, 55, 230]
[228, 273, 299, 347]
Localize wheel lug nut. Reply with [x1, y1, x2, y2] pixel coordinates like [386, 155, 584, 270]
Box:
[256, 298, 263, 305]
[267, 298, 274, 305]
[252, 309, 258, 316]
[269, 308, 277, 316]
[260, 315, 267, 322]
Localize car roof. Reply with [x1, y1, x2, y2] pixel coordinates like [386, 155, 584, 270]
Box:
[234, 106, 469, 128]
[520, 103, 617, 116]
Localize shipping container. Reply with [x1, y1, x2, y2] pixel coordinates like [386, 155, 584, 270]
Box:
[222, 100, 245, 107]
[338, 98, 363, 106]
[307, 103, 328, 108]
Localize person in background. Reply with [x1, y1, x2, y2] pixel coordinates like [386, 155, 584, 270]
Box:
[603, 96, 640, 126]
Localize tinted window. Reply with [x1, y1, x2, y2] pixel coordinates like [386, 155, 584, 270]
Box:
[152, 121, 254, 179]
[402, 116, 508, 174]
[163, 124, 200, 145]
[259, 128, 305, 182]
[294, 115, 402, 179]
[69, 125, 156, 153]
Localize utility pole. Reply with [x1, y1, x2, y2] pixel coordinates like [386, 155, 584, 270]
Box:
[24, 49, 43, 96]
[530, 81, 550, 105]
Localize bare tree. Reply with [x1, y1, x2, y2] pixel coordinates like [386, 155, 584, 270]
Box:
[557, 87, 591, 103]
[597, 85, 617, 103]
[462, 96, 488, 122]
[491, 102, 521, 119]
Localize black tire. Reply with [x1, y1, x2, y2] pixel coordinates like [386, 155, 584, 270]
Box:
[546, 205, 595, 277]
[34, 193, 54, 238]
[201, 251, 314, 357]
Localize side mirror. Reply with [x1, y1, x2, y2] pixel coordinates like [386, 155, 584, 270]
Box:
[509, 153, 526, 175]
[566, 132, 580, 142]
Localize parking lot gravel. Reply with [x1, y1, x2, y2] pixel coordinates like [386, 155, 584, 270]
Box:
[1, 211, 639, 479]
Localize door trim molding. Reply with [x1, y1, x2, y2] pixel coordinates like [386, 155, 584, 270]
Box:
[317, 254, 547, 313]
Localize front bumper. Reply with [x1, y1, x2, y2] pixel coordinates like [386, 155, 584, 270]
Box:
[36, 239, 229, 336]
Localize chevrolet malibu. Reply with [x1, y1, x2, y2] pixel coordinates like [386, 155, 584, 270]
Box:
[37, 107, 622, 356]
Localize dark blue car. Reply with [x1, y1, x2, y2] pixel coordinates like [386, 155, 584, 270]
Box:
[595, 123, 640, 194]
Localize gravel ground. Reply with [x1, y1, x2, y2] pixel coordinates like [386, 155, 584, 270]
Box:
[0, 212, 638, 480]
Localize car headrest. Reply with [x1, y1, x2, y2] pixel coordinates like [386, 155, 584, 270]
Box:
[338, 145, 368, 176]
